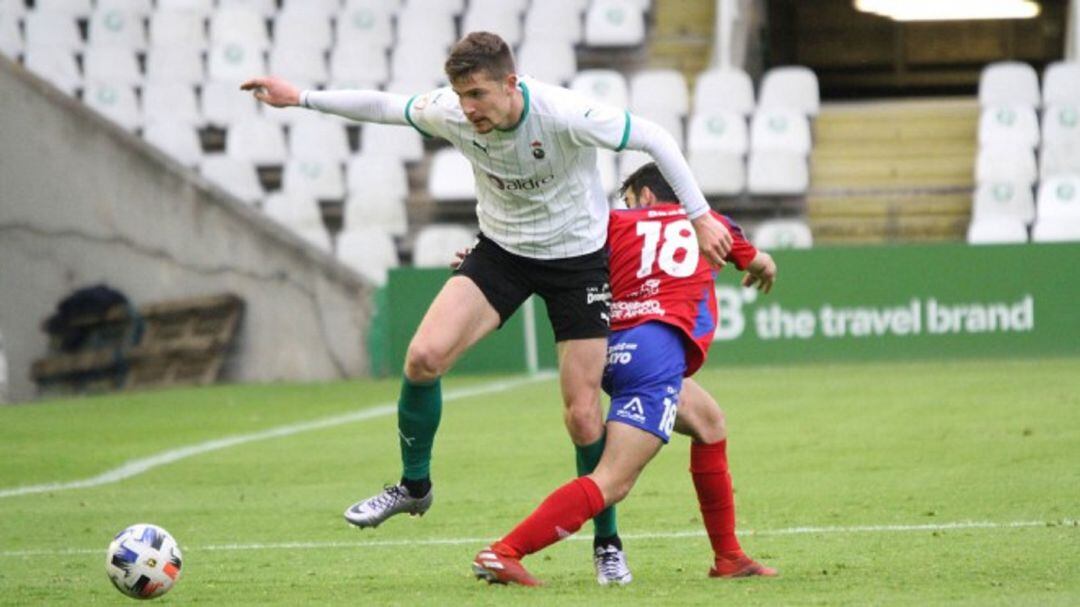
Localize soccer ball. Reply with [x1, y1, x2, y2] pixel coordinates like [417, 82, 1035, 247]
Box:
[105, 524, 183, 600]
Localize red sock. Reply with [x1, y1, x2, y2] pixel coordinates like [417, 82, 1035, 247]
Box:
[496, 477, 606, 559]
[690, 440, 742, 557]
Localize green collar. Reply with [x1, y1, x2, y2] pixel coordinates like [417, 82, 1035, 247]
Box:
[496, 80, 530, 133]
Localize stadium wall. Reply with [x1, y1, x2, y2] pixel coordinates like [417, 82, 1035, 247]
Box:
[0, 57, 372, 403]
[381, 243, 1080, 374]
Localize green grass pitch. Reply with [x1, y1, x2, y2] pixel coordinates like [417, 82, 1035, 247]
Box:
[0, 358, 1077, 605]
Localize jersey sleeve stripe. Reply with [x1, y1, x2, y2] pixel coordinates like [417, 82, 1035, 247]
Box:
[615, 110, 632, 152]
[404, 95, 433, 138]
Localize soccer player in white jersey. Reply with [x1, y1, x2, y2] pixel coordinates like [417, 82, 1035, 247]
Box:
[241, 32, 733, 584]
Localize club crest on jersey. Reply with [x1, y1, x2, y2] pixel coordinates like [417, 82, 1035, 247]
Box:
[531, 140, 545, 159]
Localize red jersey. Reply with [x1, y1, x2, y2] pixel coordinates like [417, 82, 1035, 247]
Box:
[607, 205, 757, 375]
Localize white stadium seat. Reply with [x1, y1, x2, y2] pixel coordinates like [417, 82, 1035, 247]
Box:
[226, 117, 288, 165]
[88, 8, 147, 50]
[330, 42, 390, 89]
[977, 105, 1039, 149]
[1038, 143, 1080, 180]
[428, 149, 476, 201]
[142, 83, 202, 127]
[413, 224, 476, 268]
[347, 155, 409, 201]
[269, 45, 329, 88]
[462, 4, 523, 47]
[280, 0, 341, 18]
[975, 145, 1036, 186]
[618, 150, 652, 181]
[1042, 61, 1080, 107]
[396, 10, 456, 52]
[570, 69, 629, 109]
[209, 7, 270, 51]
[523, 2, 584, 45]
[759, 66, 820, 116]
[967, 217, 1028, 244]
[0, 14, 21, 59]
[24, 11, 82, 51]
[35, 0, 93, 18]
[219, 0, 278, 19]
[753, 219, 813, 249]
[404, 0, 465, 18]
[585, 0, 646, 47]
[157, 0, 215, 17]
[630, 69, 689, 118]
[97, 0, 154, 16]
[747, 151, 808, 195]
[208, 40, 267, 84]
[517, 39, 577, 86]
[262, 191, 332, 251]
[336, 227, 400, 286]
[289, 114, 351, 161]
[202, 80, 262, 128]
[282, 156, 346, 200]
[83, 81, 140, 132]
[694, 68, 755, 116]
[470, 0, 529, 12]
[149, 11, 208, 51]
[1037, 176, 1080, 220]
[688, 110, 748, 154]
[144, 122, 203, 168]
[688, 150, 745, 196]
[972, 182, 1035, 224]
[335, 4, 394, 51]
[23, 45, 81, 94]
[344, 191, 409, 237]
[82, 47, 142, 87]
[0, 0, 27, 17]
[1031, 218, 1080, 242]
[274, 10, 333, 52]
[1040, 104, 1080, 146]
[750, 108, 812, 154]
[360, 123, 424, 163]
[636, 109, 684, 150]
[200, 154, 263, 204]
[979, 61, 1040, 108]
[391, 41, 448, 91]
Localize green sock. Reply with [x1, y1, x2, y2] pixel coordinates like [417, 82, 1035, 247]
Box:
[575, 434, 618, 539]
[398, 378, 442, 480]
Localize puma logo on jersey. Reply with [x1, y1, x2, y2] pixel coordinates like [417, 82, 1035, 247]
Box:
[472, 140, 489, 154]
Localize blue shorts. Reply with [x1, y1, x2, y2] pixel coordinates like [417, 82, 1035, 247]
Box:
[602, 322, 687, 443]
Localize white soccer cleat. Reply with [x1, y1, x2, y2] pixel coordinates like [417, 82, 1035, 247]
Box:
[594, 544, 633, 586]
[343, 484, 433, 528]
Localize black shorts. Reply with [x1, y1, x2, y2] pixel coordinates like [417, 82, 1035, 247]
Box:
[454, 233, 611, 342]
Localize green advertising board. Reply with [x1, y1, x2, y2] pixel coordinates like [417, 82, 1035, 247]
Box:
[374, 243, 1080, 375]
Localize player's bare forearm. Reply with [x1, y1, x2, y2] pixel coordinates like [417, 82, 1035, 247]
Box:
[240, 76, 300, 108]
[690, 213, 732, 269]
[742, 252, 777, 294]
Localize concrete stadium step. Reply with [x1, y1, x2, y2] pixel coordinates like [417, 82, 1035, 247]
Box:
[811, 215, 970, 245]
[647, 0, 714, 81]
[808, 192, 972, 219]
[811, 155, 974, 189]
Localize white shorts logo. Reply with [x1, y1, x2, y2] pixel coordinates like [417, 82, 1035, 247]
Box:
[615, 397, 646, 424]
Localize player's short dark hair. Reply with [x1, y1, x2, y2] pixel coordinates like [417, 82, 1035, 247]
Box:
[445, 32, 516, 83]
[620, 162, 678, 203]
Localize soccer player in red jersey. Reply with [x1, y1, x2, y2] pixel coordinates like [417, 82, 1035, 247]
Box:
[472, 163, 778, 586]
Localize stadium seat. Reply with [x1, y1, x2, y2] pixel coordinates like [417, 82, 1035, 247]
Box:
[688, 149, 745, 196]
[618, 150, 652, 180]
[753, 219, 813, 249]
[24, 11, 82, 51]
[972, 182, 1035, 224]
[208, 40, 268, 84]
[636, 110, 684, 150]
[209, 7, 270, 51]
[694, 68, 755, 116]
[1042, 61, 1080, 107]
[149, 10, 208, 51]
[570, 69, 630, 109]
[470, 0, 529, 12]
[750, 108, 812, 154]
[202, 80, 262, 127]
[1036, 176, 1080, 220]
[280, 0, 341, 18]
[384, 77, 440, 96]
[269, 45, 329, 88]
[975, 145, 1037, 186]
[1031, 218, 1080, 242]
[977, 105, 1039, 149]
[199, 154, 263, 204]
[523, 2, 584, 45]
[219, 0, 278, 19]
[747, 151, 808, 195]
[82, 47, 142, 87]
[83, 82, 140, 132]
[404, 0, 465, 18]
[225, 117, 288, 166]
[281, 156, 346, 200]
[290, 114, 351, 161]
[462, 4, 523, 47]
[157, 0, 215, 17]
[0, 0, 27, 17]
[0, 14, 22, 59]
[630, 69, 689, 118]
[759, 66, 820, 116]
[142, 83, 202, 127]
[97, 0, 154, 16]
[360, 123, 424, 163]
[35, 0, 93, 18]
[979, 61, 1040, 108]
[87, 8, 147, 50]
[396, 9, 456, 53]
[344, 190, 409, 237]
[144, 122, 203, 168]
[429, 149, 476, 201]
[517, 39, 577, 86]
[391, 41, 449, 91]
[262, 191, 332, 251]
[1038, 143, 1080, 180]
[1040, 104, 1080, 146]
[966, 217, 1028, 244]
[330, 42, 391, 89]
[23, 45, 81, 95]
[336, 227, 400, 286]
[412, 224, 477, 268]
[597, 149, 619, 194]
[347, 155, 409, 201]
[584, 0, 646, 47]
[274, 10, 333, 53]
[688, 110, 749, 154]
[334, 4, 394, 51]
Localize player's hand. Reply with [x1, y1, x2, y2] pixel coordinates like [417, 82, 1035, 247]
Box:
[240, 76, 300, 108]
[742, 252, 776, 294]
[691, 213, 732, 269]
[449, 247, 472, 270]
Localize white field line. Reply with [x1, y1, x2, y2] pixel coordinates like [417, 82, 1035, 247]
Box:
[1, 519, 1074, 558]
[0, 373, 557, 500]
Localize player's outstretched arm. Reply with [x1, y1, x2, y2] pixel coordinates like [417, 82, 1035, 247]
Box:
[240, 76, 300, 107]
[742, 252, 777, 294]
[691, 213, 734, 270]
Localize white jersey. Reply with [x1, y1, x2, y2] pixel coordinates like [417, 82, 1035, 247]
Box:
[405, 77, 629, 259]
